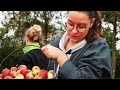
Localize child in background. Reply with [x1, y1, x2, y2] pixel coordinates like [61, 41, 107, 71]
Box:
[17, 24, 48, 70]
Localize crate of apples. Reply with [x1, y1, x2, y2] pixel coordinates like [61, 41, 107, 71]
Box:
[0, 65, 55, 79]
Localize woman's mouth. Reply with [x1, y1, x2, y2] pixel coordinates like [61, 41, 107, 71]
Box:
[70, 35, 78, 39]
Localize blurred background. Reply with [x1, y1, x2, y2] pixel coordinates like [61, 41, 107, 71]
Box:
[0, 11, 120, 79]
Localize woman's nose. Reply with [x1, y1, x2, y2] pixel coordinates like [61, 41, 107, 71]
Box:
[72, 25, 78, 34]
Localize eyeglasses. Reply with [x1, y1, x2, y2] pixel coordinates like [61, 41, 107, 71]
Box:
[66, 23, 87, 32]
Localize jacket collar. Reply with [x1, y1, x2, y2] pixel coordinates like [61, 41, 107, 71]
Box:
[23, 42, 40, 54]
[59, 31, 87, 54]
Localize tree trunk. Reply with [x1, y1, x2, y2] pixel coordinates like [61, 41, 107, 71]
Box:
[112, 16, 117, 79]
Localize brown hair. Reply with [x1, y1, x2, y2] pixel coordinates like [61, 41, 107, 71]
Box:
[25, 24, 45, 45]
[83, 11, 103, 43]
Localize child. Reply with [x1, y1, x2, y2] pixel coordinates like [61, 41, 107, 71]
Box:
[17, 24, 48, 70]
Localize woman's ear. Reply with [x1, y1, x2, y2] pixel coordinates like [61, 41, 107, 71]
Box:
[90, 18, 95, 28]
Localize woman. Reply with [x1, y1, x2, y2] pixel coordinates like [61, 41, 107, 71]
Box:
[41, 11, 112, 79]
[17, 24, 48, 70]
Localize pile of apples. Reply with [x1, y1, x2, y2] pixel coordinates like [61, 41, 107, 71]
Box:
[0, 65, 55, 79]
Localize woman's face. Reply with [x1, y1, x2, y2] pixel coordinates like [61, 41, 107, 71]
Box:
[66, 11, 95, 43]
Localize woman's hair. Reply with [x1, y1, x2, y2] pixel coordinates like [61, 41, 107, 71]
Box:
[25, 24, 43, 43]
[82, 11, 103, 43]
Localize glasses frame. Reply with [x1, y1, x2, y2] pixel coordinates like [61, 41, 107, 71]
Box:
[65, 22, 87, 33]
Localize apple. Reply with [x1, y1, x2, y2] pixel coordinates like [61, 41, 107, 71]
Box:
[2, 68, 11, 77]
[47, 71, 54, 79]
[18, 65, 27, 70]
[32, 66, 40, 71]
[25, 71, 34, 79]
[20, 69, 29, 76]
[16, 70, 21, 74]
[15, 73, 24, 79]
[32, 70, 40, 76]
[34, 75, 42, 79]
[48, 70, 55, 75]
[9, 71, 17, 78]
[11, 67, 18, 72]
[0, 74, 4, 79]
[38, 69, 48, 79]
[4, 76, 13, 79]
[32, 66, 40, 76]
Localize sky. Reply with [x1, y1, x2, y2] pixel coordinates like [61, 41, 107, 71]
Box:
[0, 11, 120, 50]
[0, 11, 4, 27]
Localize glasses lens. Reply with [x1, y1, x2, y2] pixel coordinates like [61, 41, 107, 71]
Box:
[67, 23, 73, 30]
[77, 27, 86, 32]
[66, 22, 86, 32]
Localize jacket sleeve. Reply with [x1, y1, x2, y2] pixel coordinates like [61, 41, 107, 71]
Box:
[58, 41, 112, 79]
[46, 37, 61, 71]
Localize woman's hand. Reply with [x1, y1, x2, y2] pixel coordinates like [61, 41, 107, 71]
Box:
[41, 44, 61, 59]
[41, 44, 69, 67]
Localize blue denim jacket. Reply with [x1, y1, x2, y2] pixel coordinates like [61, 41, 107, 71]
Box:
[47, 37, 112, 79]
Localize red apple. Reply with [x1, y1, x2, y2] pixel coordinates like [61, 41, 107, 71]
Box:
[25, 71, 34, 79]
[15, 73, 24, 79]
[4, 76, 13, 79]
[38, 69, 48, 79]
[9, 71, 17, 78]
[11, 67, 18, 72]
[32, 66, 40, 76]
[20, 69, 29, 76]
[0, 74, 4, 79]
[18, 65, 27, 70]
[2, 68, 11, 77]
